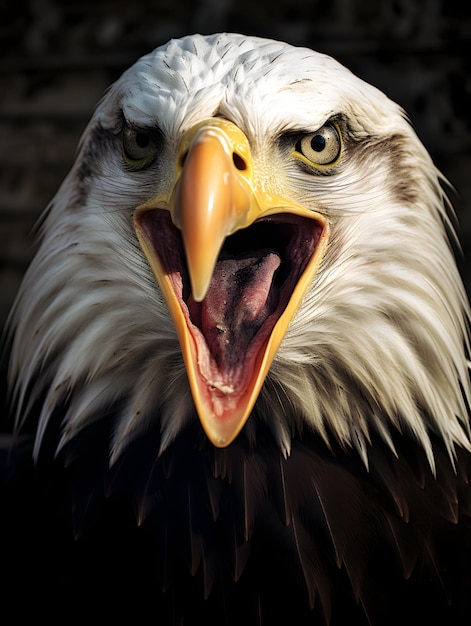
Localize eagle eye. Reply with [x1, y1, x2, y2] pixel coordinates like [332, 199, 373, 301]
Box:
[293, 122, 341, 168]
[122, 125, 159, 167]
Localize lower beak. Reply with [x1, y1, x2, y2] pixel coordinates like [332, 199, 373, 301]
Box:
[134, 118, 329, 447]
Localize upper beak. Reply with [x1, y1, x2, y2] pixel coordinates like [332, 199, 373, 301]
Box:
[134, 118, 329, 447]
[171, 119, 255, 302]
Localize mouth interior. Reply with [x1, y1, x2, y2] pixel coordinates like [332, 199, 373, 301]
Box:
[139, 209, 323, 396]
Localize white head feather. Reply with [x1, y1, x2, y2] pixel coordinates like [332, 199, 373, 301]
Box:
[7, 33, 470, 470]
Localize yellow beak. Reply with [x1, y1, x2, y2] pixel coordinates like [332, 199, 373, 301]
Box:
[172, 119, 255, 302]
[134, 119, 329, 447]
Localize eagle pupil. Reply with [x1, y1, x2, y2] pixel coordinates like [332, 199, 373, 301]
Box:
[136, 133, 150, 149]
[311, 134, 326, 152]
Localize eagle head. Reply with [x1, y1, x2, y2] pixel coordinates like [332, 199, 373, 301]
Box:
[6, 33, 470, 470]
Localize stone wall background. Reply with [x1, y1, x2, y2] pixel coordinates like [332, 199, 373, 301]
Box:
[1, 0, 470, 329]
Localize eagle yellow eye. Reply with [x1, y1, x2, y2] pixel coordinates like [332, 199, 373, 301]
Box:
[122, 125, 158, 166]
[294, 123, 341, 168]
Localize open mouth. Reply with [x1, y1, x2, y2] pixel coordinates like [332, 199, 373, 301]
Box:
[138, 209, 324, 406]
[133, 118, 330, 445]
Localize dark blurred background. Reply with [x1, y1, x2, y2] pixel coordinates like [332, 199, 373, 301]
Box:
[1, 0, 470, 329]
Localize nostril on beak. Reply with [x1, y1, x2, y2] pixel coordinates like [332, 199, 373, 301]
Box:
[232, 152, 247, 171]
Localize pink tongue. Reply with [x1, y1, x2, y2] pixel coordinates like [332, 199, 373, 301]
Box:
[188, 251, 281, 368]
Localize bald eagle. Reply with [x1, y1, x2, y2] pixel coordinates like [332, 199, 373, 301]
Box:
[2, 33, 471, 625]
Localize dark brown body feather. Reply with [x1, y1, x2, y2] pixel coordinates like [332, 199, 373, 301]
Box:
[2, 399, 471, 625]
